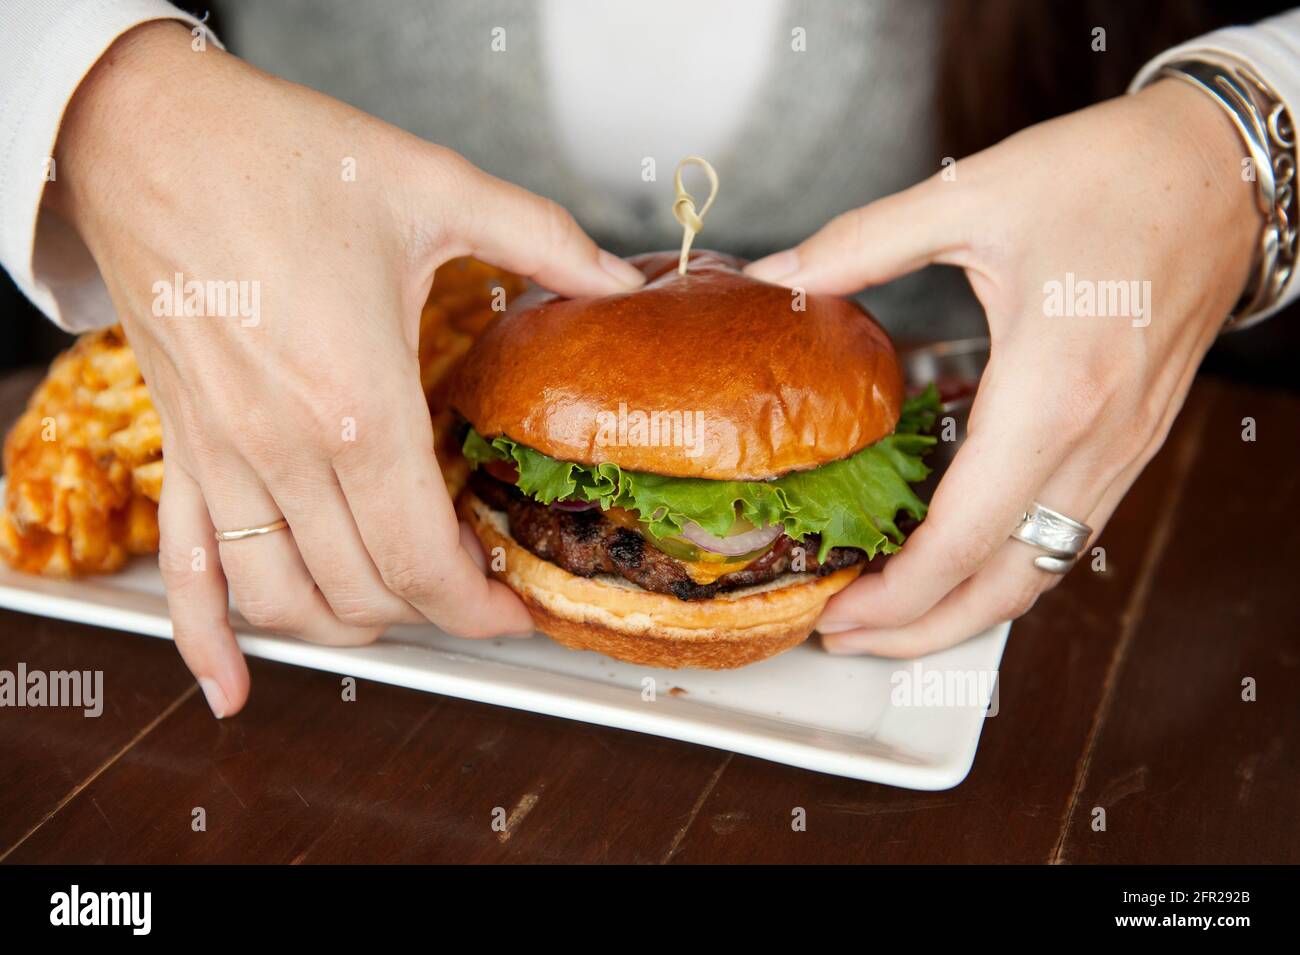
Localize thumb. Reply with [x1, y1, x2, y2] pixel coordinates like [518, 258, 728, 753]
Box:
[451, 163, 645, 297]
[744, 177, 955, 295]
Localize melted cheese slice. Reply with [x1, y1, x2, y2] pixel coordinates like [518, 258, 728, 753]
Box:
[678, 554, 762, 585]
[600, 506, 765, 585]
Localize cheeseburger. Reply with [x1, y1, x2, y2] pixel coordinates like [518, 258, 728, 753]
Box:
[451, 250, 938, 669]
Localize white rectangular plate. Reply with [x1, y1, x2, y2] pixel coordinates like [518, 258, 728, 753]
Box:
[0, 550, 1008, 789]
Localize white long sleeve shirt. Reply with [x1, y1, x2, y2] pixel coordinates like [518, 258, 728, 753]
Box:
[2, 1, 1298, 334]
[0, 0, 216, 331]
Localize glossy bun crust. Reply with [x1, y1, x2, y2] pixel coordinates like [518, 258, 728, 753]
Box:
[450, 251, 904, 480]
[460, 490, 862, 669]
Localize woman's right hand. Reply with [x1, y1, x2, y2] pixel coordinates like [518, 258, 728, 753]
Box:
[46, 22, 646, 718]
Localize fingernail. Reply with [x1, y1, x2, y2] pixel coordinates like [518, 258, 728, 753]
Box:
[816, 620, 857, 635]
[822, 633, 876, 655]
[197, 677, 228, 719]
[458, 520, 487, 572]
[745, 249, 800, 283]
[599, 250, 645, 289]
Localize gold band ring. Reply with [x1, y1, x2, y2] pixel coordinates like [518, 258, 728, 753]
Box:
[214, 518, 289, 542]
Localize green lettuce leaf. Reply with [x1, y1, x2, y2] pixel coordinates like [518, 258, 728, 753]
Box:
[463, 385, 941, 562]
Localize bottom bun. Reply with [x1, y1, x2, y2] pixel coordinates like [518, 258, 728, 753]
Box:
[458, 489, 862, 669]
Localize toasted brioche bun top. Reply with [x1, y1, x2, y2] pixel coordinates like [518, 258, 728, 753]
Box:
[450, 250, 904, 480]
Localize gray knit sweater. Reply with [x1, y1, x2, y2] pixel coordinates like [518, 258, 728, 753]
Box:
[223, 0, 980, 338]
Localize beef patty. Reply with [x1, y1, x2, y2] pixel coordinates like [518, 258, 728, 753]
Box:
[469, 472, 869, 601]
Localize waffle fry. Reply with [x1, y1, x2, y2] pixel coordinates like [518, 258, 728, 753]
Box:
[421, 258, 526, 499]
[1, 327, 158, 575]
[2, 257, 523, 577]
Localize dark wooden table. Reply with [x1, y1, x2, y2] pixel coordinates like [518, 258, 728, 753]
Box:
[1, 368, 1297, 864]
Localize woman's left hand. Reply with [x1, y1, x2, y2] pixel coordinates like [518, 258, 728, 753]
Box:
[746, 79, 1261, 657]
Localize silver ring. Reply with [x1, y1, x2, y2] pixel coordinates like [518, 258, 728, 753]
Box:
[214, 518, 289, 542]
[1011, 502, 1092, 567]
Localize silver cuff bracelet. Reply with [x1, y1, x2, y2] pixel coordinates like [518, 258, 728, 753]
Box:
[1157, 56, 1296, 332]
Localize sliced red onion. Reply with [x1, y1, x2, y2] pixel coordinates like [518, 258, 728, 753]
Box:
[550, 498, 599, 512]
[680, 520, 783, 557]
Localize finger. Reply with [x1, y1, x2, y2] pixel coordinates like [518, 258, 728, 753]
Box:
[821, 406, 1127, 651]
[821, 342, 1200, 650]
[820, 539, 1057, 658]
[157, 462, 249, 718]
[333, 378, 535, 638]
[1064, 363, 1200, 558]
[458, 519, 488, 572]
[744, 176, 958, 293]
[1025, 316, 1209, 562]
[201, 456, 383, 647]
[818, 369, 1072, 631]
[452, 165, 645, 295]
[459, 519, 533, 639]
[270, 468, 425, 628]
[1080, 324, 1209, 535]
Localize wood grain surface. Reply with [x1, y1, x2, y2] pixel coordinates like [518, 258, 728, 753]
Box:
[1, 370, 1296, 863]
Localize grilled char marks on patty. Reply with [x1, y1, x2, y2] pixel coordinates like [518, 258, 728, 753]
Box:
[469, 472, 867, 601]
